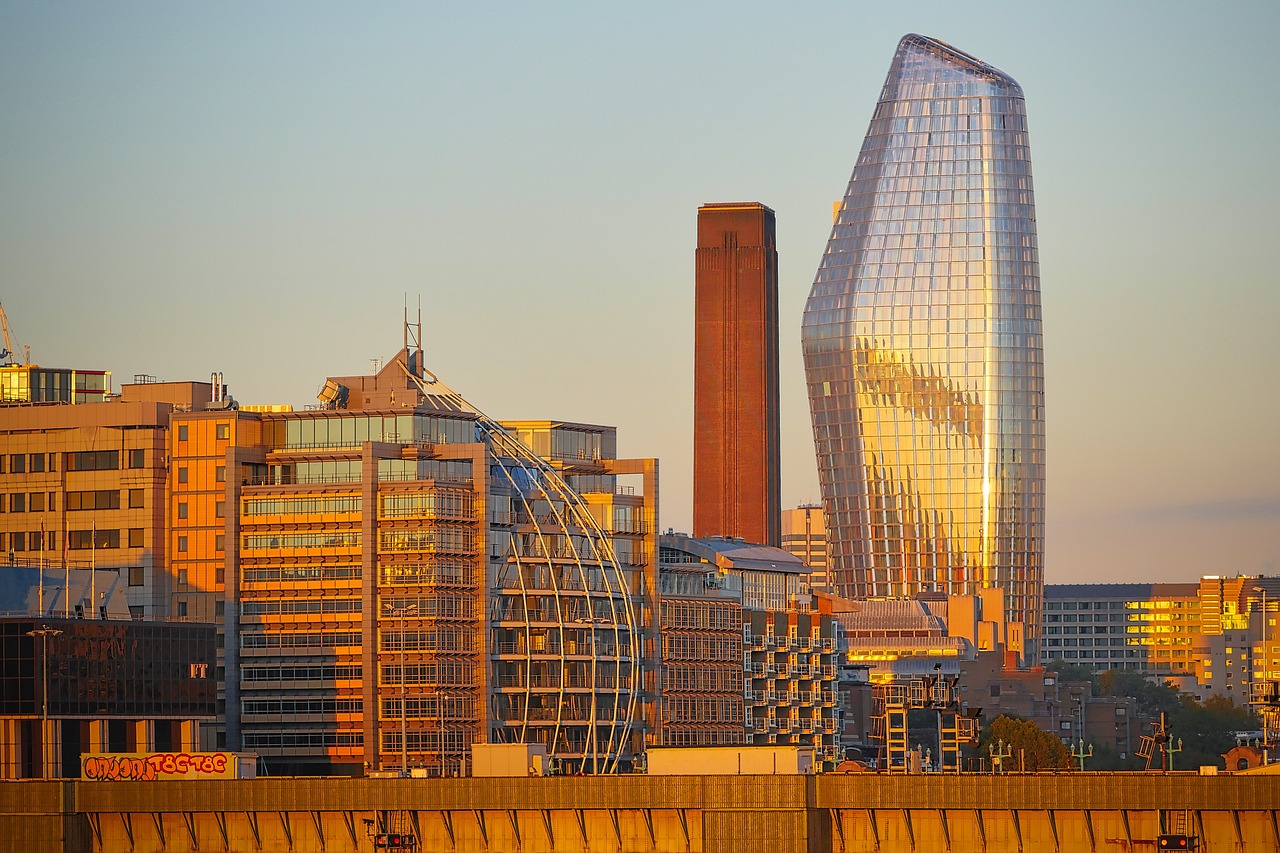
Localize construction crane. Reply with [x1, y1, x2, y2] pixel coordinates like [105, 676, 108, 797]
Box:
[0, 302, 28, 366]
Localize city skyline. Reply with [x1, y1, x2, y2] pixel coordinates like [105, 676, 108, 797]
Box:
[1, 3, 1276, 585]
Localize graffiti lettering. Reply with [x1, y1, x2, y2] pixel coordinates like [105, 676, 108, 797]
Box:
[82, 752, 232, 781]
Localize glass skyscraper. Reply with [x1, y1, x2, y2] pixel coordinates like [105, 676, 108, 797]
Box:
[802, 34, 1045, 655]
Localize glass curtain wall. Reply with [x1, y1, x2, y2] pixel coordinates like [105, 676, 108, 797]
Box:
[802, 34, 1045, 654]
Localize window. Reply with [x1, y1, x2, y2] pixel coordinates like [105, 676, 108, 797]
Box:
[47, 454, 56, 472]
[10, 493, 25, 513]
[68, 451, 119, 471]
[28, 492, 44, 512]
[178, 425, 188, 441]
[177, 467, 188, 484]
[990, 684, 1001, 697]
[178, 535, 188, 553]
[215, 534, 225, 552]
[68, 529, 121, 550]
[46, 492, 57, 512]
[29, 454, 44, 473]
[128, 449, 145, 469]
[128, 566, 144, 586]
[215, 501, 225, 518]
[177, 502, 188, 520]
[129, 489, 144, 509]
[27, 531, 42, 551]
[177, 600, 188, 617]
[9, 454, 24, 474]
[128, 606, 144, 620]
[216, 423, 230, 441]
[215, 465, 226, 483]
[67, 490, 120, 511]
[128, 528, 144, 548]
[10, 532, 25, 551]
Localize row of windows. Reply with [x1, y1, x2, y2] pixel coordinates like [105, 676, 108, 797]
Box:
[241, 665, 362, 682]
[242, 731, 363, 749]
[242, 564, 361, 583]
[241, 631, 363, 649]
[242, 698, 362, 716]
[3, 529, 138, 551]
[660, 600, 740, 631]
[379, 528, 473, 553]
[2, 452, 142, 474]
[380, 661, 476, 686]
[663, 666, 743, 693]
[380, 628, 475, 653]
[662, 635, 740, 662]
[380, 491, 473, 519]
[241, 599, 362, 616]
[242, 495, 362, 516]
[242, 532, 361, 550]
[662, 697, 744, 723]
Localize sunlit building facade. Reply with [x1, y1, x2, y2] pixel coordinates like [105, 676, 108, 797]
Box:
[694, 202, 781, 546]
[656, 535, 842, 767]
[802, 34, 1045, 659]
[170, 332, 656, 775]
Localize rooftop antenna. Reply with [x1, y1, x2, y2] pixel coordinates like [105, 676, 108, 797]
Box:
[403, 295, 424, 382]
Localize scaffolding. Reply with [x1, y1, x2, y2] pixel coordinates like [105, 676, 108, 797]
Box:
[1250, 679, 1280, 759]
[870, 676, 979, 772]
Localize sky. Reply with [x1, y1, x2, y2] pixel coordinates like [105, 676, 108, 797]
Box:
[1, 2, 1276, 585]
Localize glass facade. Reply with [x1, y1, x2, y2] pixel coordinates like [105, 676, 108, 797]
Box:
[802, 35, 1045, 652]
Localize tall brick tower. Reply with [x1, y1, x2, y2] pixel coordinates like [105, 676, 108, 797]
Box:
[693, 202, 780, 546]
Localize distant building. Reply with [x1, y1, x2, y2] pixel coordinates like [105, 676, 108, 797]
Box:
[0, 363, 111, 406]
[694, 202, 780, 547]
[960, 652, 1143, 759]
[1041, 584, 1200, 679]
[1041, 578, 1280, 704]
[656, 535, 842, 767]
[0, 565, 216, 779]
[781, 505, 828, 591]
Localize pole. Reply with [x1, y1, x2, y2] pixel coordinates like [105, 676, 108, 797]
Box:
[28, 627, 63, 778]
[90, 522, 96, 618]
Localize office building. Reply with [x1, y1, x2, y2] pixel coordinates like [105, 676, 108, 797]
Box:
[1041, 583, 1200, 678]
[0, 371, 224, 620]
[170, 325, 657, 775]
[781, 505, 829, 591]
[802, 34, 1045, 659]
[0, 565, 216, 779]
[694, 203, 781, 546]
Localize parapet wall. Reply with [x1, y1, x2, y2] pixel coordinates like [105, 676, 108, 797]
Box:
[2, 772, 1279, 853]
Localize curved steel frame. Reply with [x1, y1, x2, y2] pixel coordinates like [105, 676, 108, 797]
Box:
[402, 364, 641, 772]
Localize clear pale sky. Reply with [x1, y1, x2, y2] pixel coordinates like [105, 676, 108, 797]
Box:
[2, 2, 1276, 585]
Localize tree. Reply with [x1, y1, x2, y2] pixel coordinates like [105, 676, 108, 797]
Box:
[1098, 669, 1181, 718]
[1044, 659, 1099, 689]
[976, 714, 1073, 772]
[1166, 693, 1260, 770]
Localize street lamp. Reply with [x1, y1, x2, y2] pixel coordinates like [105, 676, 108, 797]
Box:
[1071, 738, 1094, 772]
[27, 626, 63, 779]
[383, 602, 418, 776]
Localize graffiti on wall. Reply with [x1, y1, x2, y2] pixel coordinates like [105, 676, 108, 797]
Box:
[81, 752, 238, 781]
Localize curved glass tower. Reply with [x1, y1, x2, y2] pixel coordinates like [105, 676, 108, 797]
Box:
[802, 34, 1044, 652]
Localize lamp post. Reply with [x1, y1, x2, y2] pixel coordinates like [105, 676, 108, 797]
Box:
[1071, 738, 1094, 772]
[383, 602, 418, 776]
[27, 626, 63, 779]
[990, 739, 1012, 774]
